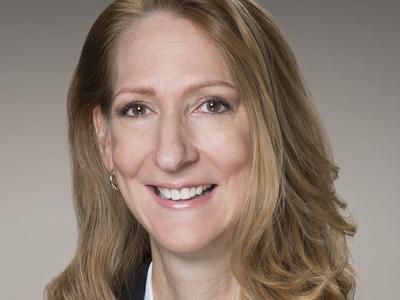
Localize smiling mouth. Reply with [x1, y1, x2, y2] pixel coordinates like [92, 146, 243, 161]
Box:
[152, 184, 217, 201]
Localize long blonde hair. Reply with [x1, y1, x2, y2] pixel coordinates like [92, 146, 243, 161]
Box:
[45, 0, 357, 299]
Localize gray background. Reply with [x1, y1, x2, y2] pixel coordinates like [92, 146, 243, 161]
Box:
[0, 1, 398, 299]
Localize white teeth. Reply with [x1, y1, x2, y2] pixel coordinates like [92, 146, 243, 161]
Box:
[196, 186, 203, 195]
[160, 188, 171, 199]
[171, 189, 180, 200]
[157, 184, 213, 201]
[181, 188, 191, 200]
[190, 187, 197, 198]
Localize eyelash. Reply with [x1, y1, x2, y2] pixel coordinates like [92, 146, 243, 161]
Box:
[119, 101, 149, 117]
[119, 96, 231, 118]
[198, 97, 231, 114]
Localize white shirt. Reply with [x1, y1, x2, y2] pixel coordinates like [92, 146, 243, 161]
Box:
[144, 261, 154, 300]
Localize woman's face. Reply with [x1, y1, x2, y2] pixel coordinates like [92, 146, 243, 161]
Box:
[95, 12, 252, 255]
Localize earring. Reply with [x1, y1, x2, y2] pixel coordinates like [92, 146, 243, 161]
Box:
[109, 169, 119, 191]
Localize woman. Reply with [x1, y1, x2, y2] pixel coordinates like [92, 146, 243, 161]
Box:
[45, 0, 357, 299]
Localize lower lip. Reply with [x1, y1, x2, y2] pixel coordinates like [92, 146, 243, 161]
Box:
[146, 186, 216, 210]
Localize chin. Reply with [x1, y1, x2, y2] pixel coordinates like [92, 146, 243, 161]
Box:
[149, 222, 234, 257]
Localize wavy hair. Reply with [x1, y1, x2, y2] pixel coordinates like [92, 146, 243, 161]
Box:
[45, 0, 357, 299]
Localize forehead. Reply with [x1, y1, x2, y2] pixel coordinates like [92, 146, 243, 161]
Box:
[112, 12, 232, 90]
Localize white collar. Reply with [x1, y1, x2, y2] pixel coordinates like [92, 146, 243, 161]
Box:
[144, 261, 154, 300]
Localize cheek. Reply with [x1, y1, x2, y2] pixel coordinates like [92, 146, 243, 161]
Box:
[197, 116, 252, 216]
[195, 116, 252, 178]
[109, 120, 153, 177]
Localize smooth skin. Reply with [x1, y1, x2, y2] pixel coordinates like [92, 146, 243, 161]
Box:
[94, 12, 251, 300]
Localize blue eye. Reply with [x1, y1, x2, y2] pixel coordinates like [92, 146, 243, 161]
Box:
[198, 97, 231, 114]
[120, 101, 150, 117]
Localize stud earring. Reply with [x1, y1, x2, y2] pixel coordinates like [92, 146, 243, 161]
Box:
[109, 169, 119, 191]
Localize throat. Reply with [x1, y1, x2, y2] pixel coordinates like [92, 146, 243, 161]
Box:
[150, 246, 240, 300]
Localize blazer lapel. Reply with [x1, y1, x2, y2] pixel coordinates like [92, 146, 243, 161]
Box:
[119, 257, 151, 300]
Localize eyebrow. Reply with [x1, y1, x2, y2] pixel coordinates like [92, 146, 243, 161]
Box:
[113, 80, 236, 100]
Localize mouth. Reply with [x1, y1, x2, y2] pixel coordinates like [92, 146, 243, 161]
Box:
[152, 184, 217, 201]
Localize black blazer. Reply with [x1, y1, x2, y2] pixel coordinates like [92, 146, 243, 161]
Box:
[119, 258, 152, 300]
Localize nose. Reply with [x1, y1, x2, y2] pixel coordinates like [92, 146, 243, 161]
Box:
[153, 113, 199, 173]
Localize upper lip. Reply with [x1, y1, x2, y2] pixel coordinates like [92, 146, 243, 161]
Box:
[147, 182, 217, 190]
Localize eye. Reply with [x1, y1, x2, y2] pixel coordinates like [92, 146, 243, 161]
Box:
[120, 101, 151, 117]
[198, 97, 231, 114]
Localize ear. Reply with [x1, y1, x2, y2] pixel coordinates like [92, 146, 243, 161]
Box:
[92, 106, 113, 171]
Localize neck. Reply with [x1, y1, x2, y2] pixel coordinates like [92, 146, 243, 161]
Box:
[150, 238, 240, 300]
